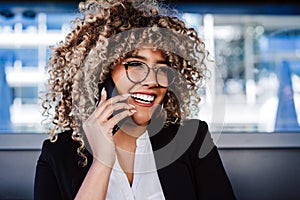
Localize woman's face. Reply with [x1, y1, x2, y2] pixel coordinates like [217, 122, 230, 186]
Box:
[111, 48, 168, 126]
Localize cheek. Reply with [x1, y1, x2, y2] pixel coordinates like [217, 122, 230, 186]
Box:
[111, 70, 131, 94]
[157, 89, 167, 103]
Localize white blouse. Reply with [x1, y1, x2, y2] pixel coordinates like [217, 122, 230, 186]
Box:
[106, 130, 166, 200]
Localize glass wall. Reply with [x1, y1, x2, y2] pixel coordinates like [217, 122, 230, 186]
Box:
[1, 4, 300, 133]
[210, 15, 300, 132]
[0, 9, 75, 133]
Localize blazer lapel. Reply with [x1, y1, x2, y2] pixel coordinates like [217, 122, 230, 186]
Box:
[149, 120, 199, 200]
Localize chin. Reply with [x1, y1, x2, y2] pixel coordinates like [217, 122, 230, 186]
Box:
[131, 113, 151, 126]
[127, 103, 162, 126]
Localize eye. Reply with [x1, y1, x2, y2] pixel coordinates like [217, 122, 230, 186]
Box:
[158, 66, 172, 74]
[127, 61, 144, 67]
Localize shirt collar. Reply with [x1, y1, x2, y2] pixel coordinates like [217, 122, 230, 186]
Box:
[136, 130, 149, 148]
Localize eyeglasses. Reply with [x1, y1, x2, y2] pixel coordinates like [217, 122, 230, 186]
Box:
[122, 61, 176, 87]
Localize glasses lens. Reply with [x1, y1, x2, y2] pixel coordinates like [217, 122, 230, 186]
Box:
[126, 61, 148, 83]
[125, 61, 176, 87]
[156, 66, 175, 87]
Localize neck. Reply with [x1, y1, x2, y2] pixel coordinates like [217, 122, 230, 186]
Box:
[113, 120, 148, 151]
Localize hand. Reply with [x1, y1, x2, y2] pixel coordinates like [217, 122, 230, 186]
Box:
[83, 88, 136, 167]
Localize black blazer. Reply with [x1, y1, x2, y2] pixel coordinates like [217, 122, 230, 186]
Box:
[34, 119, 236, 200]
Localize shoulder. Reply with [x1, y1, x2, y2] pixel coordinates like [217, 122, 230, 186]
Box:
[179, 119, 209, 144]
[158, 119, 208, 136]
[149, 119, 211, 156]
[182, 119, 208, 132]
[181, 119, 214, 158]
[40, 130, 79, 161]
[160, 119, 210, 152]
[42, 130, 77, 151]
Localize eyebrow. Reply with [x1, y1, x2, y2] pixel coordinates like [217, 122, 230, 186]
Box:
[125, 55, 168, 64]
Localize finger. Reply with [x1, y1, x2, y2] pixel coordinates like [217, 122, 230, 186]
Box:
[107, 109, 136, 127]
[105, 93, 130, 106]
[97, 103, 135, 119]
[98, 87, 107, 106]
[94, 87, 108, 115]
[95, 93, 130, 116]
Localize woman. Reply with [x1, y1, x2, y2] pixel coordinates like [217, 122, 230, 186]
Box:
[34, 0, 236, 199]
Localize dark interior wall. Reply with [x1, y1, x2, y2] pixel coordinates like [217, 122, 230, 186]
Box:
[1, 147, 300, 200]
[220, 149, 300, 200]
[0, 150, 40, 200]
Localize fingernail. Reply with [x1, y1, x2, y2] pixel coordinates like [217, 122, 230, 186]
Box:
[128, 104, 135, 108]
[101, 88, 106, 95]
[122, 93, 130, 98]
[130, 109, 137, 113]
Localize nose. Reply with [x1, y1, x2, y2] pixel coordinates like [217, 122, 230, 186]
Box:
[141, 67, 158, 87]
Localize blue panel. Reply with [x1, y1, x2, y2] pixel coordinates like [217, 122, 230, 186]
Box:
[46, 13, 77, 30]
[275, 61, 300, 132]
[0, 65, 13, 132]
[259, 36, 300, 53]
[0, 49, 38, 67]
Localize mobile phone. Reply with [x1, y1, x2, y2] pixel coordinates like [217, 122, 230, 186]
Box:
[99, 77, 118, 100]
[97, 78, 125, 134]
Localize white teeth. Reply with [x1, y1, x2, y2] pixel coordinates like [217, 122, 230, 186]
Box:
[131, 93, 155, 103]
[135, 99, 151, 104]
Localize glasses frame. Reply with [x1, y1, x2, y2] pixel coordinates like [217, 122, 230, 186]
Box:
[122, 61, 175, 88]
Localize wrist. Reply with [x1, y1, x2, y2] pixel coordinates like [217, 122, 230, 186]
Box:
[92, 157, 116, 169]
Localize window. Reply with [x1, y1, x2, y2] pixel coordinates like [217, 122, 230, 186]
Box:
[181, 12, 300, 133]
[0, 6, 75, 133]
[1, 3, 300, 134]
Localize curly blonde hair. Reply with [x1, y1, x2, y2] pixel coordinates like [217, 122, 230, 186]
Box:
[42, 0, 209, 167]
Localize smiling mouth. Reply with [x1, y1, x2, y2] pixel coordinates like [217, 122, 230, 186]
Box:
[131, 93, 156, 105]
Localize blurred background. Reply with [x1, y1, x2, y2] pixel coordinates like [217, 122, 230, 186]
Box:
[1, 0, 300, 134]
[1, 0, 300, 199]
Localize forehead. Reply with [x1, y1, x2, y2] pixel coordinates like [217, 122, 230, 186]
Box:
[124, 48, 166, 62]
